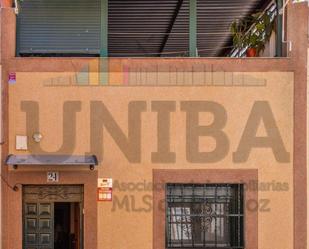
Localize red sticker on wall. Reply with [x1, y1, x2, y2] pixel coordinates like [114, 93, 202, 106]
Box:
[97, 178, 113, 201]
[8, 73, 16, 84]
[97, 187, 112, 202]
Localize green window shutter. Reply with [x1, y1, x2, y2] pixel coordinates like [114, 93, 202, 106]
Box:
[17, 0, 101, 55]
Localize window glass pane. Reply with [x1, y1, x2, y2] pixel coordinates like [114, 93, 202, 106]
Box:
[166, 184, 244, 248]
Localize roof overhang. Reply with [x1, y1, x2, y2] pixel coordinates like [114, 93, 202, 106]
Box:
[5, 154, 98, 170]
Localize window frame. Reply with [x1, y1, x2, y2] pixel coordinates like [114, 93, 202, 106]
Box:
[153, 169, 258, 249]
[165, 183, 244, 249]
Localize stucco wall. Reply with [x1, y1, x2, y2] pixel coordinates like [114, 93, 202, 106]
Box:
[8, 71, 294, 249]
[0, 64, 2, 249]
[0, 8, 2, 249]
[307, 48, 309, 248]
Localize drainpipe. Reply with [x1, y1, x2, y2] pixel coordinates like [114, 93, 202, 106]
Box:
[100, 0, 108, 57]
[189, 0, 197, 57]
[276, 0, 283, 57]
[100, 0, 108, 85]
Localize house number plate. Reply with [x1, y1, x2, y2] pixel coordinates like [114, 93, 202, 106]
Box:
[47, 172, 59, 182]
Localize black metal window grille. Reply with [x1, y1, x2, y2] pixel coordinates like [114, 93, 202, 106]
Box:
[166, 184, 244, 249]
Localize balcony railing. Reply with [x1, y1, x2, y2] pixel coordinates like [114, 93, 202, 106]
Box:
[40, 58, 270, 87]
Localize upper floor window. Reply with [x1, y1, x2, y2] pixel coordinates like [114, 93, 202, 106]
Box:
[166, 184, 244, 248]
[16, 0, 281, 57]
[17, 0, 101, 56]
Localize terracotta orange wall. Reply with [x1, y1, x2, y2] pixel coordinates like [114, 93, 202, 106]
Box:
[0, 10, 1, 64]
[1, 3, 308, 249]
[307, 48, 309, 249]
[0, 10, 2, 249]
[0, 64, 2, 249]
[7, 71, 294, 249]
[1, 0, 12, 8]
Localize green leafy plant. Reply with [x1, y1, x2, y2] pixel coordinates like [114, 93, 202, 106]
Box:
[231, 11, 275, 56]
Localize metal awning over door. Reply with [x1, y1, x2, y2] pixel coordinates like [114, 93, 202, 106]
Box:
[6, 154, 98, 170]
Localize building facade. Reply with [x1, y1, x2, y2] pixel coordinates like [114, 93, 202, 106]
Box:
[0, 1, 308, 249]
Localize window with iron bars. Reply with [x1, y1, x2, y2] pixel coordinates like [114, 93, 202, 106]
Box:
[166, 184, 244, 249]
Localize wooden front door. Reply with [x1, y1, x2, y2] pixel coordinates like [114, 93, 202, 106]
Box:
[23, 185, 83, 249]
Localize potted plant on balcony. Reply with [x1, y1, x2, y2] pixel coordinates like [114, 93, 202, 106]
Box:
[231, 12, 274, 57]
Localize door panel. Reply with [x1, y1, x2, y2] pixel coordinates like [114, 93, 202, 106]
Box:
[24, 203, 54, 249]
